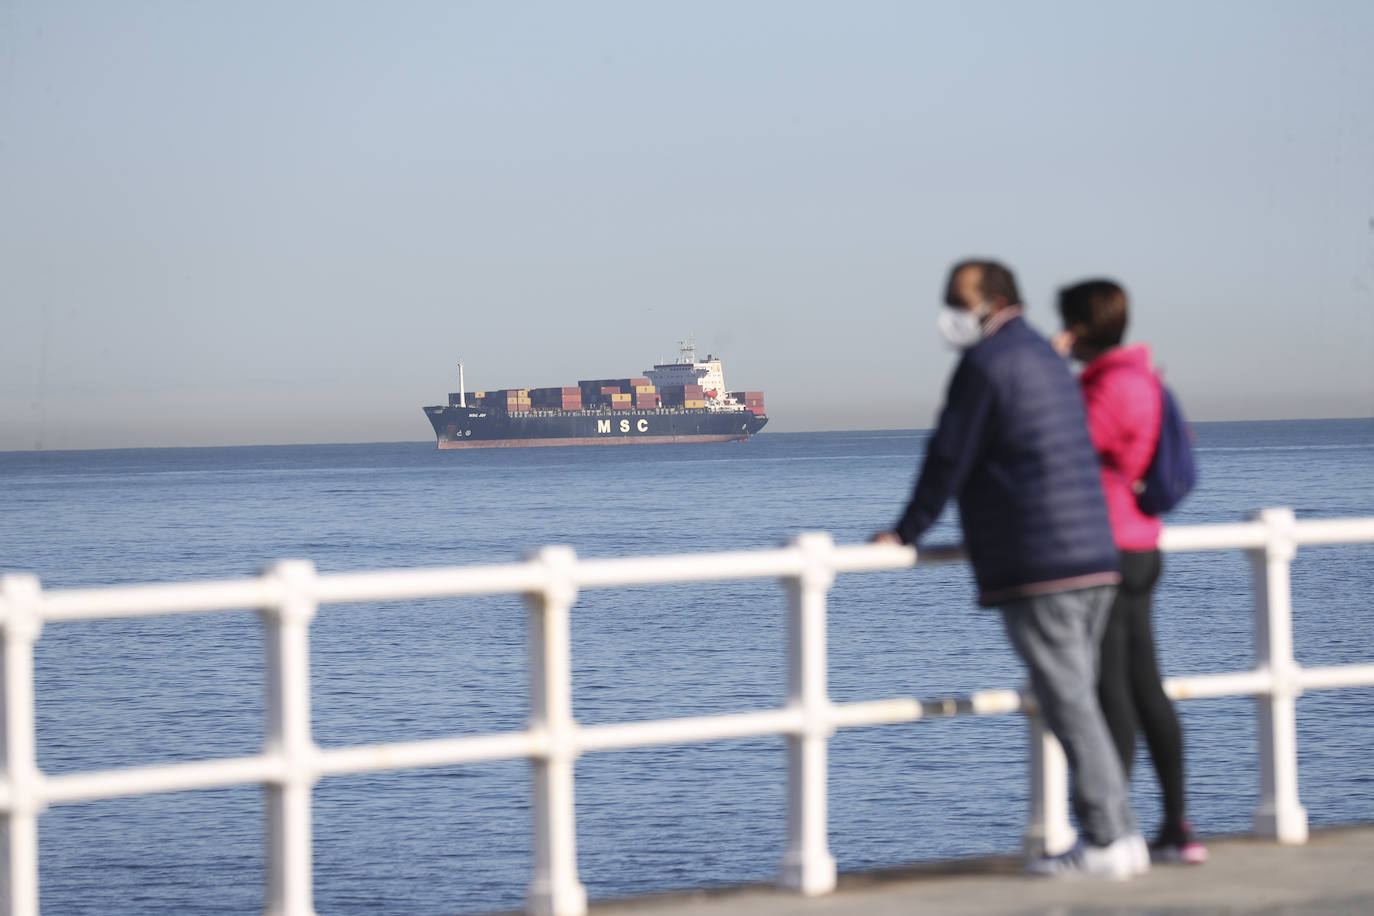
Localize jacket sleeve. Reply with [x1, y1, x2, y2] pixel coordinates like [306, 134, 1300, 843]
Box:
[894, 357, 995, 545]
[1082, 375, 1127, 464]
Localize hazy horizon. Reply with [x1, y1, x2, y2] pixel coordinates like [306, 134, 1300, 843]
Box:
[5, 416, 1372, 456]
[4, 2, 1372, 451]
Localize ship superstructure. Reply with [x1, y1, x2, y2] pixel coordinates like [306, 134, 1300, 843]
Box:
[643, 339, 761, 414]
[422, 341, 767, 449]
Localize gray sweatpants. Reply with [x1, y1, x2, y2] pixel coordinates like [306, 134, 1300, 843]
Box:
[1000, 585, 1135, 847]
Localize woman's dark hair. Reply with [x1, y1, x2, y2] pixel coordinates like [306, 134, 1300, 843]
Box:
[943, 259, 1023, 308]
[1057, 279, 1128, 349]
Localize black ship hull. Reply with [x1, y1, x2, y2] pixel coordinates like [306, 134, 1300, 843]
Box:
[423, 406, 768, 449]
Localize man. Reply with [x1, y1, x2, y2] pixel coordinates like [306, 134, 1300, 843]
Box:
[873, 259, 1145, 879]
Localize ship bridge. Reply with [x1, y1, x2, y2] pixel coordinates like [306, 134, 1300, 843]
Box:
[646, 339, 735, 407]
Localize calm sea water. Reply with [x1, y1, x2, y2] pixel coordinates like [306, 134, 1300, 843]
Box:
[2, 420, 1372, 915]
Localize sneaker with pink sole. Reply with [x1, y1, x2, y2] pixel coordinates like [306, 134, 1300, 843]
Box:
[1151, 821, 1208, 864]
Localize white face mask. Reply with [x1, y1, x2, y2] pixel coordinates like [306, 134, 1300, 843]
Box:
[937, 302, 990, 350]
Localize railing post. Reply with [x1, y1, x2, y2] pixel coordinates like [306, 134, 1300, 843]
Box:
[1249, 508, 1308, 844]
[1023, 708, 1074, 858]
[261, 560, 320, 916]
[524, 547, 586, 916]
[0, 575, 44, 916]
[778, 532, 837, 896]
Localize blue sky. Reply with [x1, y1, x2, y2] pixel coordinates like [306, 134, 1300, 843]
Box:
[2, 1, 1372, 449]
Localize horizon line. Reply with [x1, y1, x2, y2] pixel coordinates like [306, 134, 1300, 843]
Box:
[4, 416, 1371, 455]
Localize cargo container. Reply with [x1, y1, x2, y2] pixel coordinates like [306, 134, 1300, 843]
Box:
[658, 383, 703, 401]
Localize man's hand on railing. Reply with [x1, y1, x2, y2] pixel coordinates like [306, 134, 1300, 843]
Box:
[869, 531, 903, 546]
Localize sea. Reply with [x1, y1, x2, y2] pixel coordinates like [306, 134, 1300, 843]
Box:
[2, 419, 1372, 915]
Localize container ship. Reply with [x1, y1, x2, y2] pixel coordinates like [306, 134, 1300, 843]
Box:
[423, 342, 768, 449]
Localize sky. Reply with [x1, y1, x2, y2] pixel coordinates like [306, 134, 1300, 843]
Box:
[2, 1, 1372, 450]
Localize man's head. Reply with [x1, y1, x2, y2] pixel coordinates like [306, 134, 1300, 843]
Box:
[943, 259, 1022, 312]
[1057, 279, 1128, 360]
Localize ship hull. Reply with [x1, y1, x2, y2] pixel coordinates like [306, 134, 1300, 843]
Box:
[423, 406, 767, 449]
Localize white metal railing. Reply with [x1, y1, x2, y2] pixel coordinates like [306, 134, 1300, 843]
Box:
[2, 507, 1373, 916]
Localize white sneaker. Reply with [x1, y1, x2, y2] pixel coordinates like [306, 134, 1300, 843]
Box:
[1027, 834, 1139, 880]
[1128, 833, 1151, 876]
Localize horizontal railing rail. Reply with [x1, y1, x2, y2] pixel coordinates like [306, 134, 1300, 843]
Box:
[1, 508, 1373, 916]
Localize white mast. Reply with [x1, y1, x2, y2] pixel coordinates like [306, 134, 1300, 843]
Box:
[458, 361, 466, 408]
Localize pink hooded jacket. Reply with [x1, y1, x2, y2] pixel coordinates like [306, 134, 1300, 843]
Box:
[1079, 344, 1163, 551]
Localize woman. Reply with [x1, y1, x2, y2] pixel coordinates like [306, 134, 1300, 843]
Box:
[1054, 279, 1207, 864]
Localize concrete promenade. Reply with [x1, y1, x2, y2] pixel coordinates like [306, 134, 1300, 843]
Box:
[563, 826, 1374, 916]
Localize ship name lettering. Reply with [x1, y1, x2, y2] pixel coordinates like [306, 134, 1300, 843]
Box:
[597, 420, 612, 434]
[636, 419, 649, 432]
[619, 419, 631, 433]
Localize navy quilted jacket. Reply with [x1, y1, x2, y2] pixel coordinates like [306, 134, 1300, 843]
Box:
[895, 316, 1119, 606]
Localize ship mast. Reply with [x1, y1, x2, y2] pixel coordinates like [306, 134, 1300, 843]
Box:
[458, 361, 466, 408]
[678, 336, 698, 365]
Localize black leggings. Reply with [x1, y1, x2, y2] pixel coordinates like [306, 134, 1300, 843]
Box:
[1097, 549, 1187, 838]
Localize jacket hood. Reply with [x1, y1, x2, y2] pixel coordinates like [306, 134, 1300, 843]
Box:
[1081, 343, 1152, 383]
